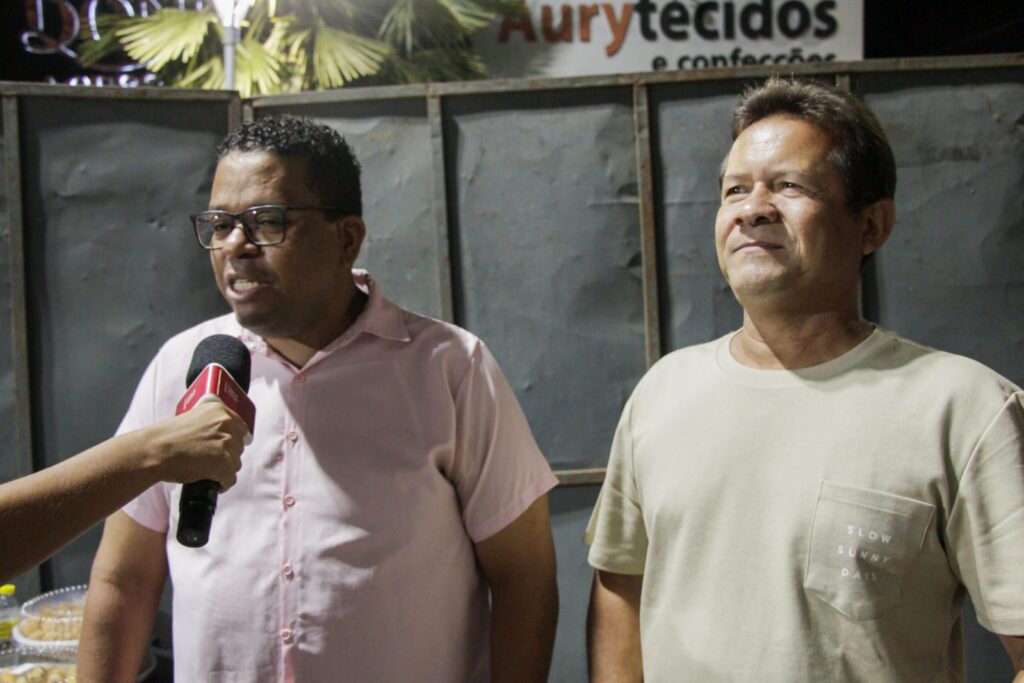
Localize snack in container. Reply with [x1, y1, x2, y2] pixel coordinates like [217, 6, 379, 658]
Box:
[0, 641, 76, 682]
[12, 587, 86, 648]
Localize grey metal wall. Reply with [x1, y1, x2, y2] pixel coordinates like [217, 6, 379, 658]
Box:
[652, 79, 750, 350]
[1, 88, 238, 597]
[0, 54, 1021, 682]
[860, 69, 1024, 385]
[254, 98, 446, 321]
[445, 89, 647, 472]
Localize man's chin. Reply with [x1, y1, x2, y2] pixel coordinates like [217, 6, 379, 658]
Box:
[231, 308, 283, 337]
[728, 273, 796, 301]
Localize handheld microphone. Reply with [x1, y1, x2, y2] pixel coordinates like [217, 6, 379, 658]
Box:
[175, 334, 255, 548]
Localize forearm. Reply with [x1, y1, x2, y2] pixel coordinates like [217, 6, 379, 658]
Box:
[587, 571, 643, 683]
[489, 572, 558, 683]
[77, 575, 162, 683]
[999, 635, 1024, 681]
[0, 430, 158, 582]
[78, 514, 167, 683]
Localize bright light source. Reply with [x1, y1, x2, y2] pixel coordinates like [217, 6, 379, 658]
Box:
[211, 0, 253, 29]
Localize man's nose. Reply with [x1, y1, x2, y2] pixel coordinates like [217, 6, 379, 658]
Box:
[220, 221, 258, 256]
[738, 184, 779, 226]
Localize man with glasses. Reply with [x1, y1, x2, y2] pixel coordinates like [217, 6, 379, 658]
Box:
[78, 116, 559, 683]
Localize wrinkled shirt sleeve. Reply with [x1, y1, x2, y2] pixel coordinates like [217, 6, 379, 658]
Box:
[449, 341, 557, 543]
[585, 396, 647, 575]
[946, 391, 1024, 634]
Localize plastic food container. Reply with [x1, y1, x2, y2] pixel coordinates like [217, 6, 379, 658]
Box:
[12, 586, 86, 649]
[0, 641, 77, 682]
[0, 637, 154, 682]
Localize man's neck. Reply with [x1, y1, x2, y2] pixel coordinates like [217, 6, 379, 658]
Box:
[731, 307, 873, 370]
[266, 290, 368, 369]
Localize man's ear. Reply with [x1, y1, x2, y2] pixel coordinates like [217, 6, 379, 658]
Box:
[860, 199, 895, 256]
[338, 216, 366, 265]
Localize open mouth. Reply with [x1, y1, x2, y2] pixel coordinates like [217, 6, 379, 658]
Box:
[231, 279, 262, 292]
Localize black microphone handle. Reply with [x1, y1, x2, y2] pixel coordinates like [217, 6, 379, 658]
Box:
[177, 479, 220, 548]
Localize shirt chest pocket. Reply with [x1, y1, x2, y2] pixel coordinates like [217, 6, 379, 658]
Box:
[804, 480, 934, 620]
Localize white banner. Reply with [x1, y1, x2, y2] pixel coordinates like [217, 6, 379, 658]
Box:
[477, 0, 863, 79]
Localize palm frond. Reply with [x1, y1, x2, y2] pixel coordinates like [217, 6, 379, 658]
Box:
[311, 24, 391, 88]
[437, 0, 495, 32]
[378, 0, 416, 54]
[177, 57, 224, 90]
[116, 8, 216, 72]
[77, 14, 131, 66]
[235, 38, 286, 96]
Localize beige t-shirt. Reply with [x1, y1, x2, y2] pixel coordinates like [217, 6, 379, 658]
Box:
[586, 328, 1024, 683]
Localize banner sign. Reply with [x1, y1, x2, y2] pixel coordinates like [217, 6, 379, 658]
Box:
[477, 0, 863, 79]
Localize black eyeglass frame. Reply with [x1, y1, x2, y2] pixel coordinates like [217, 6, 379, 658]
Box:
[189, 204, 345, 250]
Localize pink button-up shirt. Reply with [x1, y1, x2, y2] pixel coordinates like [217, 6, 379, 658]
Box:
[121, 271, 557, 682]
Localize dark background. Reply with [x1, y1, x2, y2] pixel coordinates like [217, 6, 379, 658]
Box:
[2, 0, 1023, 84]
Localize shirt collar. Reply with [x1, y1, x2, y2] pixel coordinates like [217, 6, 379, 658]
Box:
[235, 269, 411, 357]
[347, 269, 411, 344]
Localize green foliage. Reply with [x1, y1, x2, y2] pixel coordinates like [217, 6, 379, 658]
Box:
[83, 0, 525, 93]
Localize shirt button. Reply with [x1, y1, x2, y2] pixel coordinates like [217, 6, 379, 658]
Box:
[282, 564, 294, 580]
[283, 495, 296, 508]
[281, 629, 293, 644]
[286, 430, 298, 443]
[293, 374, 305, 384]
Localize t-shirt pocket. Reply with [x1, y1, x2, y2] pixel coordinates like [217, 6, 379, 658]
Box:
[804, 480, 934, 620]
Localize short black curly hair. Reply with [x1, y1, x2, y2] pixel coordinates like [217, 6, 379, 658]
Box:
[218, 115, 362, 217]
[727, 77, 896, 215]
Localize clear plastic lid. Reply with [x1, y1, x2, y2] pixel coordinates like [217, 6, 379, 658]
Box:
[0, 641, 77, 682]
[13, 586, 86, 647]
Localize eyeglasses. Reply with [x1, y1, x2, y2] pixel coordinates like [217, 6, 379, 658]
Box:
[190, 205, 343, 249]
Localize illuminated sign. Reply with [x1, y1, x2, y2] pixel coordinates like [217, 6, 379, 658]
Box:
[477, 0, 863, 78]
[17, 0, 205, 86]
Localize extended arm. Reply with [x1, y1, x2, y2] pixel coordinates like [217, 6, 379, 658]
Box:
[999, 635, 1024, 682]
[587, 569, 643, 682]
[0, 402, 244, 583]
[77, 512, 168, 683]
[474, 495, 558, 683]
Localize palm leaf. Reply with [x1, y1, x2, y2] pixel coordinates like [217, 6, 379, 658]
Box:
[77, 14, 131, 66]
[378, 0, 416, 54]
[177, 57, 225, 90]
[312, 24, 391, 88]
[116, 8, 216, 72]
[437, 0, 495, 31]
[235, 38, 286, 96]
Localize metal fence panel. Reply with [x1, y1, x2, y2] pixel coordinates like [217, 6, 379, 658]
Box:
[446, 89, 648, 471]
[0, 114, 13, 484]
[549, 485, 599, 683]
[19, 96, 232, 586]
[652, 81, 748, 352]
[255, 100, 444, 320]
[860, 69, 1024, 387]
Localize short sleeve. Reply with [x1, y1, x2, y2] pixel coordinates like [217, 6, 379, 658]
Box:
[450, 341, 557, 543]
[946, 391, 1024, 634]
[118, 354, 171, 533]
[584, 396, 647, 575]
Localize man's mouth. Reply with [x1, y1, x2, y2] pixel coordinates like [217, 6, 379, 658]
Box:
[232, 279, 262, 291]
[736, 241, 782, 252]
